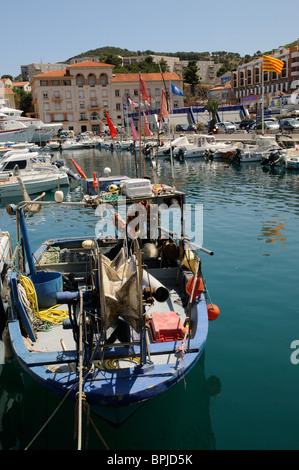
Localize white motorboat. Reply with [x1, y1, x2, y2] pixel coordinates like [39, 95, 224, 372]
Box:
[157, 136, 190, 158]
[0, 152, 69, 198]
[230, 136, 285, 163]
[0, 112, 35, 143]
[0, 106, 62, 144]
[278, 148, 299, 169]
[183, 134, 239, 159]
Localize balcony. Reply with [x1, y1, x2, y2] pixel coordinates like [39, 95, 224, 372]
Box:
[88, 103, 101, 111]
[52, 96, 62, 102]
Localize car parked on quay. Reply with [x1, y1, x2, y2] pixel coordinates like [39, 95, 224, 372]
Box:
[239, 119, 256, 130]
[253, 119, 279, 131]
[215, 121, 236, 133]
[279, 118, 299, 132]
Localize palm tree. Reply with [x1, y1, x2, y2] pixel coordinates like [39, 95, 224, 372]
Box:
[206, 99, 219, 133]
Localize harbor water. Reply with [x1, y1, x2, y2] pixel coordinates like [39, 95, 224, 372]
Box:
[1, 147, 299, 450]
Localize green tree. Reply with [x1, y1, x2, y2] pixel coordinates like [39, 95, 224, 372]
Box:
[99, 53, 122, 68]
[13, 88, 33, 115]
[1, 74, 13, 81]
[183, 60, 199, 94]
[205, 99, 219, 132]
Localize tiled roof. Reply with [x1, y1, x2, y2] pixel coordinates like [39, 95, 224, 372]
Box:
[112, 72, 182, 83]
[68, 60, 114, 68]
[0, 88, 14, 94]
[13, 81, 30, 86]
[33, 70, 68, 78]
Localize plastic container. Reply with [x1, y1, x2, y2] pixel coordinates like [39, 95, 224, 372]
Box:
[122, 179, 153, 198]
[150, 311, 184, 343]
[30, 271, 63, 309]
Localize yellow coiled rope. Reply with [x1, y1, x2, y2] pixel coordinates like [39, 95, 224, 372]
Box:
[19, 275, 69, 324]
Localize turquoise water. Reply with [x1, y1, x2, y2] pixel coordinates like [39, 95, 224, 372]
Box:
[1, 148, 299, 450]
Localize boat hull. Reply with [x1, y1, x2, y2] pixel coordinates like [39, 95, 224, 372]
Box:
[0, 173, 69, 198]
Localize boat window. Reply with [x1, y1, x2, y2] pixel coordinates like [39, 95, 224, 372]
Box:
[2, 160, 27, 171]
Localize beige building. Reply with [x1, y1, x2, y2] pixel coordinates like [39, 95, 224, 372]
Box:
[31, 60, 184, 134]
[13, 81, 31, 92]
[0, 87, 16, 108]
[122, 54, 183, 77]
[21, 62, 68, 82]
[232, 41, 299, 111]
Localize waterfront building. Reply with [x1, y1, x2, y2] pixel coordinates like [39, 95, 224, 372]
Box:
[31, 60, 184, 134]
[232, 41, 299, 113]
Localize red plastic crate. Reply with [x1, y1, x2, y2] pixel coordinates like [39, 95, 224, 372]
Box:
[150, 311, 184, 343]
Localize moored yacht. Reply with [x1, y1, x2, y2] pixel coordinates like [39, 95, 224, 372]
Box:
[0, 112, 35, 143]
[0, 106, 62, 143]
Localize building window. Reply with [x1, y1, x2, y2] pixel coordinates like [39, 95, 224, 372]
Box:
[43, 92, 48, 99]
[79, 91, 84, 98]
[155, 88, 160, 96]
[100, 73, 108, 86]
[76, 74, 84, 87]
[52, 80, 60, 86]
[80, 102, 85, 108]
[67, 113, 73, 121]
[45, 114, 51, 122]
[55, 102, 61, 110]
[173, 101, 178, 108]
[66, 102, 72, 109]
[80, 113, 86, 120]
[44, 103, 50, 111]
[88, 73, 96, 86]
[103, 101, 108, 107]
[91, 90, 96, 98]
[40, 80, 48, 86]
[54, 114, 64, 121]
[63, 80, 71, 86]
[102, 90, 107, 97]
[134, 89, 138, 96]
[54, 91, 60, 97]
[91, 112, 99, 121]
[66, 91, 71, 99]
[115, 90, 120, 97]
[116, 103, 121, 111]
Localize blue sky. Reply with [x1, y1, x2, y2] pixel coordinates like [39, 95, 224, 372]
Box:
[1, 0, 298, 79]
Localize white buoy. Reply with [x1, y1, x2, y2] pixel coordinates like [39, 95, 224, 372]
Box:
[55, 190, 64, 202]
[104, 167, 111, 175]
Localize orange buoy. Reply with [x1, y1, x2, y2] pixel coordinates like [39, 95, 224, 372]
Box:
[185, 276, 204, 300]
[92, 172, 98, 190]
[207, 304, 220, 321]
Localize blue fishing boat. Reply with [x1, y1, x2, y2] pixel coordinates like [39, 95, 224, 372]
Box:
[1, 175, 219, 429]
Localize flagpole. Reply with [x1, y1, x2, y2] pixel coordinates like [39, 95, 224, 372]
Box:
[262, 61, 264, 136]
[159, 63, 175, 187]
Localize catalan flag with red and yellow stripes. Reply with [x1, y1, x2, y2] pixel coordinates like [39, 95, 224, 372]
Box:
[262, 55, 284, 74]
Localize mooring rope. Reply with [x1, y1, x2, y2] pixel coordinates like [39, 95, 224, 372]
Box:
[19, 275, 69, 324]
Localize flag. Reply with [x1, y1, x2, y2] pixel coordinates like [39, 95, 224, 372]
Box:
[143, 112, 153, 137]
[159, 89, 168, 119]
[139, 72, 150, 104]
[262, 55, 284, 74]
[171, 82, 184, 97]
[127, 97, 137, 107]
[105, 110, 117, 139]
[131, 118, 139, 142]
